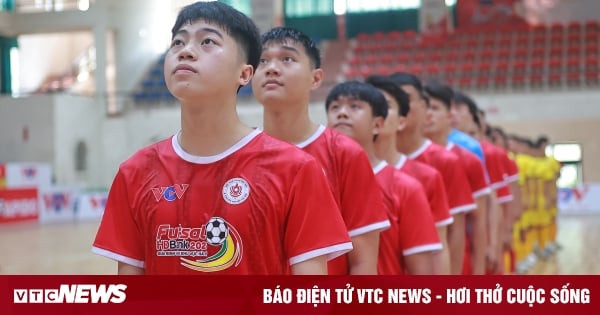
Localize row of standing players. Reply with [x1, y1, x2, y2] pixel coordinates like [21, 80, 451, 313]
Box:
[92, 1, 560, 275]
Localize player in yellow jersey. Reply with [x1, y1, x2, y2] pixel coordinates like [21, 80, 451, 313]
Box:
[509, 136, 537, 273]
[536, 136, 562, 255]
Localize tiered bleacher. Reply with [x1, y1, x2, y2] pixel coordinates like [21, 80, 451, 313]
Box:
[342, 20, 600, 90]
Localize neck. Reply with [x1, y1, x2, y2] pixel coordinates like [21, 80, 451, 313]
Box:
[428, 128, 450, 147]
[263, 101, 318, 145]
[375, 134, 402, 166]
[396, 129, 426, 156]
[362, 142, 382, 168]
[179, 98, 252, 156]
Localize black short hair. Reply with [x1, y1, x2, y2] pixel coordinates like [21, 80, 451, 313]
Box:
[365, 75, 410, 117]
[171, 1, 261, 71]
[424, 81, 454, 109]
[325, 81, 388, 119]
[453, 91, 481, 129]
[389, 72, 425, 99]
[260, 27, 321, 69]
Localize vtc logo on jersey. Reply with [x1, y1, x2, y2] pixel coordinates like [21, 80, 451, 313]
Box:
[222, 178, 250, 205]
[151, 184, 189, 202]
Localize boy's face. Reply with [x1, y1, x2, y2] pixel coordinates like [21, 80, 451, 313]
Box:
[450, 102, 472, 134]
[252, 40, 322, 106]
[164, 20, 252, 101]
[424, 97, 451, 138]
[326, 96, 382, 146]
[399, 85, 427, 135]
[377, 89, 403, 139]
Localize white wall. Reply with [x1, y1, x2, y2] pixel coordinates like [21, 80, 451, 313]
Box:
[0, 95, 55, 164]
[53, 94, 102, 188]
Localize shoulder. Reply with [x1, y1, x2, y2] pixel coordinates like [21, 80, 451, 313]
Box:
[118, 137, 171, 175]
[325, 127, 365, 157]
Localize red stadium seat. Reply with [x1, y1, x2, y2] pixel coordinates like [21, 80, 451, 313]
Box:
[550, 23, 564, 34]
[513, 47, 527, 60]
[549, 57, 563, 72]
[549, 46, 563, 58]
[512, 74, 526, 87]
[585, 20, 599, 32]
[530, 73, 544, 87]
[531, 58, 545, 73]
[586, 43, 599, 55]
[513, 60, 527, 73]
[568, 21, 582, 33]
[548, 73, 562, 86]
[567, 44, 581, 56]
[497, 48, 512, 60]
[567, 56, 580, 70]
[566, 71, 581, 85]
[585, 70, 599, 84]
[532, 47, 545, 59]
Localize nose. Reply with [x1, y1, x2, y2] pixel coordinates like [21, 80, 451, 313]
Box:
[336, 105, 349, 118]
[177, 43, 196, 61]
[264, 60, 280, 76]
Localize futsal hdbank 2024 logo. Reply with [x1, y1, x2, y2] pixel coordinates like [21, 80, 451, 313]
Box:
[155, 217, 243, 272]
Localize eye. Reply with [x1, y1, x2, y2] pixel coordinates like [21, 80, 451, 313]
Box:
[351, 103, 360, 110]
[282, 56, 294, 62]
[201, 38, 216, 45]
[170, 39, 184, 47]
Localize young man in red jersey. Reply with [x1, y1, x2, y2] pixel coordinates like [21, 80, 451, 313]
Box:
[366, 75, 453, 275]
[422, 82, 490, 275]
[92, 2, 352, 275]
[388, 72, 476, 275]
[325, 80, 441, 275]
[453, 92, 513, 274]
[252, 27, 389, 275]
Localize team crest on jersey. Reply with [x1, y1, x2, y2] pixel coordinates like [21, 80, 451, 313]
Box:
[222, 178, 250, 205]
[155, 217, 243, 272]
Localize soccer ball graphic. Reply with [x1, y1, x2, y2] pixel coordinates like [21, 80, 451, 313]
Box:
[205, 217, 229, 246]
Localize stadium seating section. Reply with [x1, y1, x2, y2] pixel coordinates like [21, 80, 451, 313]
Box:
[341, 20, 600, 91]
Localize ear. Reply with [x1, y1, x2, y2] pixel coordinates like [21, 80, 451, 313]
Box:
[396, 116, 407, 132]
[238, 64, 254, 87]
[310, 68, 324, 91]
[373, 116, 385, 137]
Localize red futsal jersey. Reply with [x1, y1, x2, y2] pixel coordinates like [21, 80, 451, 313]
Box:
[297, 125, 390, 274]
[395, 155, 453, 227]
[93, 129, 353, 275]
[408, 140, 476, 215]
[374, 161, 442, 275]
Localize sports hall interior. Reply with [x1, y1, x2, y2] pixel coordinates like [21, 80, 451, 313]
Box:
[0, 0, 599, 275]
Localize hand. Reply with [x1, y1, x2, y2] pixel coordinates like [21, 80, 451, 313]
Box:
[486, 246, 498, 273]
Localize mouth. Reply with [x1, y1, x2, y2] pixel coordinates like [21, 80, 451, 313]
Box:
[263, 80, 283, 87]
[333, 122, 353, 129]
[173, 64, 197, 74]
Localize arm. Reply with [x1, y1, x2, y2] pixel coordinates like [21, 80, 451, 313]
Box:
[446, 213, 466, 275]
[404, 252, 435, 275]
[347, 231, 380, 275]
[432, 226, 451, 274]
[291, 255, 328, 275]
[118, 262, 144, 275]
[487, 193, 500, 271]
[470, 195, 488, 275]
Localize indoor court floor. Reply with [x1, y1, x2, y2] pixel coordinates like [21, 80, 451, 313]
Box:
[1, 214, 599, 275]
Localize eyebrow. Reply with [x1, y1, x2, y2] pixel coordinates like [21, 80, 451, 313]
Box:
[262, 44, 300, 55]
[174, 27, 224, 39]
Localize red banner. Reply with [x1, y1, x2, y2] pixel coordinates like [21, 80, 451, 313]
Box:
[0, 276, 595, 315]
[456, 0, 528, 29]
[0, 188, 39, 223]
